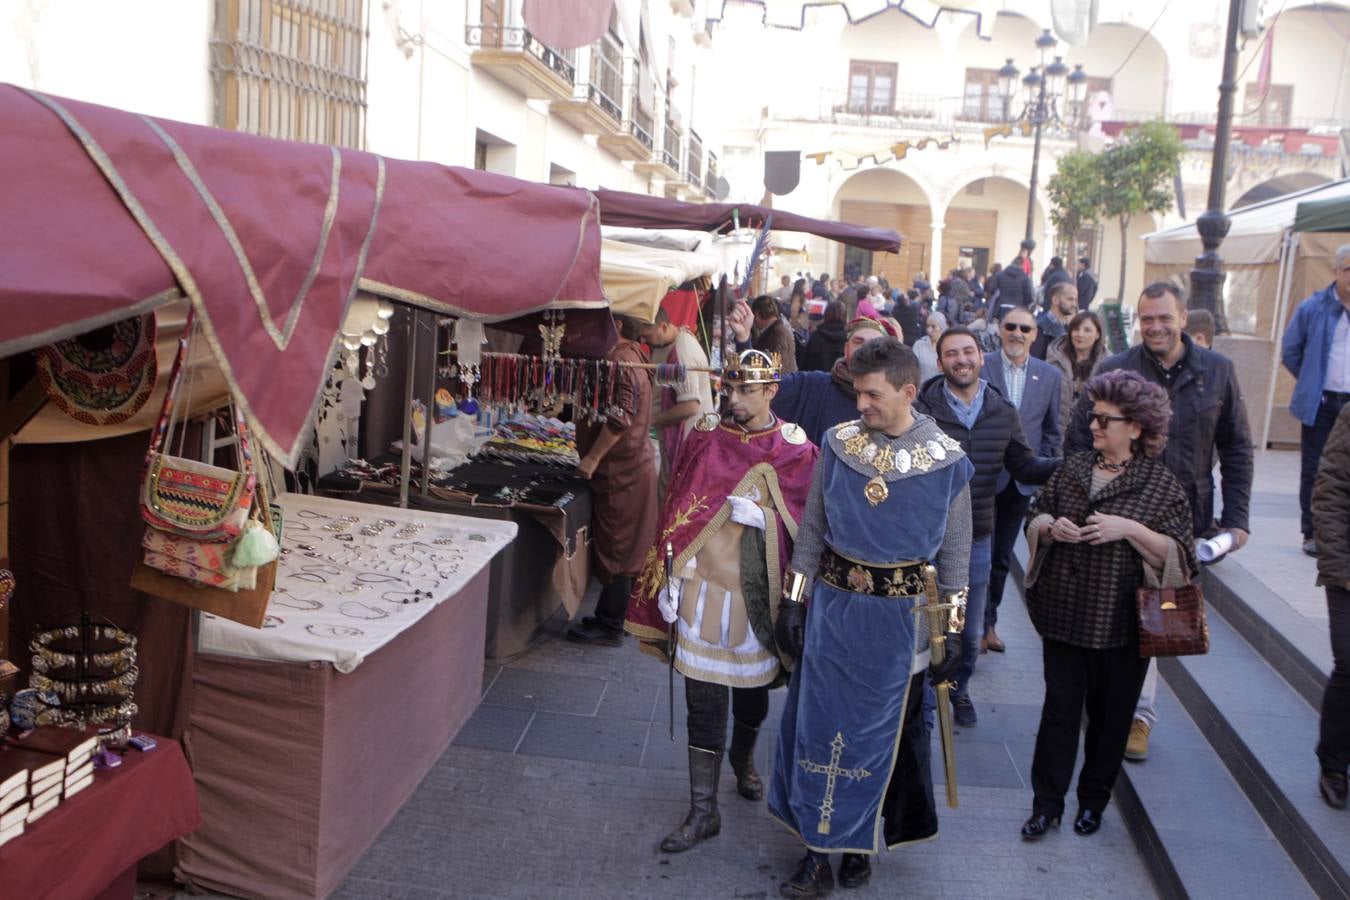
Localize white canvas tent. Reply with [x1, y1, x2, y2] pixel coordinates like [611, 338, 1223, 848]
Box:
[1143, 178, 1350, 447]
[600, 238, 721, 323]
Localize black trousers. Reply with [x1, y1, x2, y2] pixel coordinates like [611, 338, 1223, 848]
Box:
[1301, 394, 1347, 537]
[591, 576, 634, 631]
[1031, 639, 1149, 817]
[1319, 585, 1350, 773]
[685, 678, 769, 752]
[987, 482, 1032, 632]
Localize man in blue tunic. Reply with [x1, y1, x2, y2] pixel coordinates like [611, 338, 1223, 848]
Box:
[769, 337, 974, 897]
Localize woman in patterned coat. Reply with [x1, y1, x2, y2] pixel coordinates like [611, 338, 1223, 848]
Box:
[1020, 370, 1197, 841]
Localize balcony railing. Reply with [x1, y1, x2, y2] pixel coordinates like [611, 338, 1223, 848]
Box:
[662, 120, 681, 172]
[464, 25, 576, 84]
[630, 102, 655, 151]
[588, 35, 624, 123]
[687, 130, 704, 187]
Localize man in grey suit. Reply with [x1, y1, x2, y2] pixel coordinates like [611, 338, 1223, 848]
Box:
[982, 306, 1063, 652]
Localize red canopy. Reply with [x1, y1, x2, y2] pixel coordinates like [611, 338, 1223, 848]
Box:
[592, 188, 902, 252]
[0, 85, 613, 465]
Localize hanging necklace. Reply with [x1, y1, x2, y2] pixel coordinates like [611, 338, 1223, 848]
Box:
[1094, 452, 1129, 473]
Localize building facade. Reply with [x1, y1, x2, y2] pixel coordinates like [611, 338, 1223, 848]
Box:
[0, 0, 722, 199]
[702, 0, 1348, 330]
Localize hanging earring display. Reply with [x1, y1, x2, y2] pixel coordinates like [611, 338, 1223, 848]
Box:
[538, 310, 566, 361]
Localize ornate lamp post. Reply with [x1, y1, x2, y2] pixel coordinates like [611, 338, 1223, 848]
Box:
[997, 29, 1089, 252]
[1189, 0, 1243, 332]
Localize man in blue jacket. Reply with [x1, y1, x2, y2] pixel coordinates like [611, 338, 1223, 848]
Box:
[1282, 244, 1350, 557]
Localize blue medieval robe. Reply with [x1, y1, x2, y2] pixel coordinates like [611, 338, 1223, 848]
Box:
[768, 413, 974, 853]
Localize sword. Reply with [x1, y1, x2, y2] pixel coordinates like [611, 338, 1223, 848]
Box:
[665, 540, 675, 741]
[919, 563, 961, 809]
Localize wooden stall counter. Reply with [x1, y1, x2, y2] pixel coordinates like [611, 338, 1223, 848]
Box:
[0, 736, 200, 900]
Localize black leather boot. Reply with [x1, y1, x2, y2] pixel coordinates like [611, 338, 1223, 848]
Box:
[660, 746, 722, 852]
[728, 720, 764, 801]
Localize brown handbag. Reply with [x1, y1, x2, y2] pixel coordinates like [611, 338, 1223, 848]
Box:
[1136, 583, 1210, 657]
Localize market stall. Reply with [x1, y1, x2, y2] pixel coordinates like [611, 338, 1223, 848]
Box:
[0, 81, 617, 898]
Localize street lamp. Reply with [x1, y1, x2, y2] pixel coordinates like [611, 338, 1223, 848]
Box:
[998, 30, 1090, 251]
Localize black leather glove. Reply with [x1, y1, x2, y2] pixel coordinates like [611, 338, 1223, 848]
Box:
[928, 632, 962, 684]
[775, 599, 806, 661]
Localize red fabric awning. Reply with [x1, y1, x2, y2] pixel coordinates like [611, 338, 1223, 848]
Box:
[592, 188, 902, 252]
[0, 85, 614, 465]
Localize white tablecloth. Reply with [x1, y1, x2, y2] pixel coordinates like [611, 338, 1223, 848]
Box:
[198, 494, 516, 672]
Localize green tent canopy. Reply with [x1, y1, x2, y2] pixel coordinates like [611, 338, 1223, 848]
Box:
[1293, 194, 1350, 233]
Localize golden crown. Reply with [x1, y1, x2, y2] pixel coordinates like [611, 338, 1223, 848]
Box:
[723, 349, 782, 385]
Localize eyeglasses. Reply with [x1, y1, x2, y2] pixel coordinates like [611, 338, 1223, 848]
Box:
[722, 384, 764, 397]
[1090, 413, 1130, 429]
[1002, 322, 1034, 334]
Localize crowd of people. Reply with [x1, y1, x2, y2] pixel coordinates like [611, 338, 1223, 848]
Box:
[557, 242, 1350, 897]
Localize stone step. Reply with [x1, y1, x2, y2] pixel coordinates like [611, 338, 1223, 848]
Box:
[1163, 602, 1349, 898]
[1199, 556, 1331, 709]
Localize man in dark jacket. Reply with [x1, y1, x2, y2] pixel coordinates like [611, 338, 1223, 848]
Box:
[1065, 281, 1254, 761]
[917, 326, 1060, 726]
[1076, 256, 1098, 310]
[1040, 257, 1073, 312]
[989, 257, 1035, 321]
[749, 294, 798, 375]
[1312, 403, 1350, 809]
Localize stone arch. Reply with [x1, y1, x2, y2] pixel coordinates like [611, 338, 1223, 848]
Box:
[1234, 173, 1333, 209]
[829, 166, 940, 285]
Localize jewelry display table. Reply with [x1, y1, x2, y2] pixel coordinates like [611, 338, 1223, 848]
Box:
[0, 735, 200, 900]
[176, 495, 513, 899]
[318, 458, 592, 659]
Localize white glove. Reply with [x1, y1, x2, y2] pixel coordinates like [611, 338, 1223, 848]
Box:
[658, 576, 682, 624]
[727, 495, 766, 530]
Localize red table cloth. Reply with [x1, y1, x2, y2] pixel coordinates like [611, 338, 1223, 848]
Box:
[0, 735, 200, 900]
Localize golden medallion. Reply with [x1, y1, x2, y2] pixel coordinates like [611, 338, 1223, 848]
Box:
[863, 475, 889, 506]
[694, 412, 719, 432]
[912, 446, 934, 471]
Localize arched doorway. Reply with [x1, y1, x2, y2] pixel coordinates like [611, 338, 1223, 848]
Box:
[832, 167, 936, 287]
[942, 173, 1047, 278]
[1233, 173, 1332, 209]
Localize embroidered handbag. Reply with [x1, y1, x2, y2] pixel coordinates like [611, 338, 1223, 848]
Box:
[140, 310, 256, 542]
[1136, 583, 1210, 657]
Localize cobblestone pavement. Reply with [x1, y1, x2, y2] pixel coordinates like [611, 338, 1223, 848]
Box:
[326, 578, 1159, 900]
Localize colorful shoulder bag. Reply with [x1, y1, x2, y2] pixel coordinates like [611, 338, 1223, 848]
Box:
[140, 309, 257, 542]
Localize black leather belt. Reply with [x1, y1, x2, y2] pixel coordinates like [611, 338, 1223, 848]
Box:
[1324, 391, 1350, 402]
[818, 546, 928, 598]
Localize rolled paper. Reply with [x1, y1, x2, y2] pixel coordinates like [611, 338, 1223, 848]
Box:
[1196, 531, 1235, 564]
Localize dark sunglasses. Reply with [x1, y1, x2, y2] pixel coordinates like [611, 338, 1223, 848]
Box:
[1002, 322, 1034, 334]
[1090, 413, 1130, 429]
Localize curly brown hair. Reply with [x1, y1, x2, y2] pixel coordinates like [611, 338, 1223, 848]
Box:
[1085, 369, 1172, 458]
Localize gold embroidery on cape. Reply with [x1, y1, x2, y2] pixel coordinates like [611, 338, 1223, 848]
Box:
[797, 732, 873, 835]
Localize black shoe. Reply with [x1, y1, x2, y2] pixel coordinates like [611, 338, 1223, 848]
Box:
[1073, 809, 1102, 835]
[780, 854, 835, 898]
[838, 853, 870, 889]
[952, 694, 978, 727]
[1320, 770, 1348, 809]
[1303, 538, 1320, 558]
[565, 617, 622, 647]
[1020, 813, 1061, 840]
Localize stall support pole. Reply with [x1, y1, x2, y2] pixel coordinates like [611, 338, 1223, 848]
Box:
[421, 315, 438, 499]
[398, 309, 418, 509]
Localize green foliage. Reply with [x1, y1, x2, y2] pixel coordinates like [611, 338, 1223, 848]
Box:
[1097, 120, 1186, 225]
[1046, 150, 1103, 239]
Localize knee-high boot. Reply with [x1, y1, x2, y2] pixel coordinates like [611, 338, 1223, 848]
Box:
[660, 746, 722, 852]
[728, 720, 764, 801]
